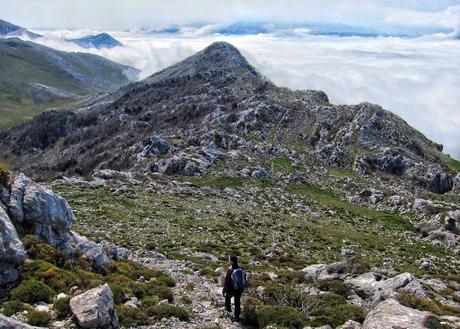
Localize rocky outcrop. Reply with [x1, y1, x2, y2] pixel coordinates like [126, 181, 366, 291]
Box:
[0, 202, 27, 286]
[0, 172, 108, 267]
[302, 264, 328, 281]
[427, 172, 453, 194]
[345, 272, 426, 307]
[418, 210, 460, 253]
[362, 298, 432, 329]
[140, 136, 172, 157]
[70, 284, 119, 329]
[0, 314, 46, 328]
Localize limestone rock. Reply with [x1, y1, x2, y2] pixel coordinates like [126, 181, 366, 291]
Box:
[66, 231, 108, 268]
[362, 298, 432, 329]
[7, 172, 75, 229]
[345, 272, 424, 304]
[0, 203, 27, 266]
[338, 320, 362, 329]
[302, 264, 328, 281]
[0, 202, 27, 286]
[141, 136, 172, 157]
[70, 284, 119, 329]
[0, 314, 46, 328]
[2, 172, 109, 267]
[427, 172, 453, 194]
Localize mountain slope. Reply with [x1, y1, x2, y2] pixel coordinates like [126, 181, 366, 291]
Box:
[1, 41, 460, 329]
[0, 18, 41, 38]
[0, 38, 138, 129]
[0, 42, 456, 194]
[69, 32, 123, 49]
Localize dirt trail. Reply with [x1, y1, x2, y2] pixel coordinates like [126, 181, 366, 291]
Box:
[142, 255, 246, 329]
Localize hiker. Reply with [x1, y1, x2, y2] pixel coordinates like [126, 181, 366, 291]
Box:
[222, 255, 248, 321]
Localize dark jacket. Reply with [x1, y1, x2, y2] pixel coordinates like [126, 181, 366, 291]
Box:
[223, 264, 244, 295]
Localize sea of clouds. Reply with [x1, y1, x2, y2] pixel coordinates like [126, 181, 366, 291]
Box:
[27, 29, 460, 158]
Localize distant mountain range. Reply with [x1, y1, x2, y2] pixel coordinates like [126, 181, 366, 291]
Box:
[149, 21, 456, 38]
[0, 38, 138, 129]
[0, 18, 41, 38]
[69, 33, 123, 49]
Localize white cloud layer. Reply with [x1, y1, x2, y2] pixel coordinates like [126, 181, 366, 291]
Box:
[29, 31, 460, 158]
[2, 0, 460, 36]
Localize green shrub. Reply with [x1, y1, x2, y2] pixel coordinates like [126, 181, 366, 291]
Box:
[21, 235, 63, 266]
[424, 315, 451, 329]
[262, 285, 305, 308]
[317, 279, 352, 298]
[399, 293, 460, 317]
[0, 165, 10, 187]
[141, 296, 160, 308]
[242, 296, 262, 326]
[149, 283, 174, 302]
[2, 300, 31, 316]
[19, 260, 79, 292]
[105, 260, 161, 281]
[156, 274, 176, 287]
[53, 297, 71, 319]
[11, 279, 54, 304]
[199, 268, 218, 279]
[277, 270, 305, 284]
[75, 268, 102, 290]
[327, 304, 366, 327]
[398, 293, 441, 315]
[27, 310, 51, 327]
[256, 305, 303, 329]
[147, 303, 190, 321]
[116, 305, 150, 326]
[109, 284, 124, 305]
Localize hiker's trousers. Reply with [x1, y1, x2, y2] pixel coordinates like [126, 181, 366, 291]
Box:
[225, 289, 243, 318]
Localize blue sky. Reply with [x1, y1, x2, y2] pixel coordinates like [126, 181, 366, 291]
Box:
[2, 0, 460, 36]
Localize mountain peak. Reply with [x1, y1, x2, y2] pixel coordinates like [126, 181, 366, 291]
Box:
[0, 18, 41, 38]
[69, 33, 123, 49]
[144, 41, 260, 84]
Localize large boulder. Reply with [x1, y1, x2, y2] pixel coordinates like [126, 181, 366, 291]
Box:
[0, 202, 27, 286]
[362, 298, 432, 329]
[66, 231, 108, 268]
[70, 284, 119, 329]
[0, 314, 47, 328]
[141, 136, 172, 157]
[345, 272, 426, 306]
[0, 172, 108, 267]
[302, 264, 328, 281]
[427, 172, 453, 194]
[5, 172, 75, 229]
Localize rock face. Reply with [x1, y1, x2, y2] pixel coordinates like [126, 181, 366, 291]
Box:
[0, 202, 27, 286]
[362, 298, 432, 329]
[69, 284, 119, 329]
[0, 172, 108, 268]
[0, 314, 46, 328]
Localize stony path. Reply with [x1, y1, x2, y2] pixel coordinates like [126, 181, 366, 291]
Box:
[140, 255, 246, 329]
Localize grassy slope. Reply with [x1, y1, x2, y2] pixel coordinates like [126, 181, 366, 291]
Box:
[53, 175, 457, 279]
[0, 38, 131, 130]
